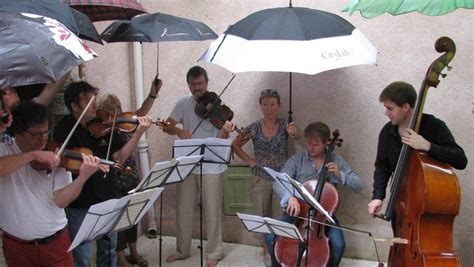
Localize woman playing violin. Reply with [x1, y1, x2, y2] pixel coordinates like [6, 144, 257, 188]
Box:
[266, 122, 363, 267]
[53, 81, 152, 267]
[231, 89, 300, 265]
[0, 101, 106, 267]
[97, 76, 161, 267]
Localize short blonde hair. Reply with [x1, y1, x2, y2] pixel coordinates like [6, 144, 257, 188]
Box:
[98, 94, 122, 114]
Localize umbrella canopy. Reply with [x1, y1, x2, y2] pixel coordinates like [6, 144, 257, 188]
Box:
[101, 20, 150, 43]
[343, 0, 474, 18]
[129, 12, 218, 42]
[200, 7, 377, 75]
[0, 12, 97, 90]
[0, 0, 102, 44]
[61, 0, 147, 22]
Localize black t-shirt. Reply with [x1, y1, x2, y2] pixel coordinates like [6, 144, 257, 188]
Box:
[53, 114, 124, 208]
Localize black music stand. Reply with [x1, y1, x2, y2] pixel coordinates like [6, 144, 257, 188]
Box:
[132, 155, 203, 267]
[68, 188, 163, 252]
[173, 138, 232, 267]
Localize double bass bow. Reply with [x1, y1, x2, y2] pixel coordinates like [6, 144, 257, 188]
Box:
[377, 37, 461, 267]
[274, 130, 342, 267]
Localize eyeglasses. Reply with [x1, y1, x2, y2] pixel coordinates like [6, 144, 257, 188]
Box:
[25, 129, 51, 138]
[260, 89, 279, 96]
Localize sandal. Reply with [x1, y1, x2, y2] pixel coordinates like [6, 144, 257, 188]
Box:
[126, 255, 149, 267]
[147, 229, 157, 239]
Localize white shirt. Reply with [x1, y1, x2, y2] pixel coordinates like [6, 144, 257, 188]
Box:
[169, 94, 228, 174]
[0, 141, 72, 240]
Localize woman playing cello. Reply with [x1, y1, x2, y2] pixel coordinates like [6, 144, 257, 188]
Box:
[266, 122, 363, 267]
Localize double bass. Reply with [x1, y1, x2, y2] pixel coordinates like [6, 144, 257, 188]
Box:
[379, 37, 461, 266]
[274, 130, 342, 267]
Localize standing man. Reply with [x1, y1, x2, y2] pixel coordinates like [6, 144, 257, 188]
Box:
[53, 81, 151, 267]
[368, 81, 467, 218]
[266, 122, 364, 267]
[163, 66, 234, 267]
[0, 101, 105, 267]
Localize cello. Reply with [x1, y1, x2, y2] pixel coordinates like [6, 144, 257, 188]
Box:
[274, 130, 342, 267]
[378, 37, 461, 266]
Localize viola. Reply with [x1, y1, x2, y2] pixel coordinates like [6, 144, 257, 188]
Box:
[87, 110, 167, 137]
[31, 141, 132, 174]
[195, 91, 234, 130]
[274, 130, 342, 267]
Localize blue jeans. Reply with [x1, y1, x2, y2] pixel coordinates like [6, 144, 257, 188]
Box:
[265, 214, 345, 267]
[66, 207, 118, 267]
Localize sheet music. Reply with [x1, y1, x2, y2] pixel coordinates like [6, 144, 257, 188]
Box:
[287, 178, 336, 224]
[263, 217, 304, 241]
[166, 155, 203, 184]
[236, 212, 271, 234]
[129, 160, 178, 193]
[264, 167, 303, 199]
[173, 138, 231, 164]
[68, 188, 163, 251]
[114, 188, 163, 231]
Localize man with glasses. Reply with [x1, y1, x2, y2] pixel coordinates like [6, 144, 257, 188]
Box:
[0, 101, 106, 267]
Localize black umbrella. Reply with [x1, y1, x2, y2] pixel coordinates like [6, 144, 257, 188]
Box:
[0, 0, 102, 44]
[0, 12, 97, 89]
[61, 0, 147, 22]
[129, 12, 218, 42]
[101, 12, 218, 73]
[101, 20, 150, 43]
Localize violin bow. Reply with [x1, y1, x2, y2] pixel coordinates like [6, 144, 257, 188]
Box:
[191, 74, 236, 135]
[103, 108, 118, 178]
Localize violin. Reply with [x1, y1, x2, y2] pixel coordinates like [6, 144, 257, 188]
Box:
[31, 141, 132, 174]
[274, 130, 342, 266]
[1, 111, 10, 125]
[87, 110, 167, 137]
[194, 91, 251, 137]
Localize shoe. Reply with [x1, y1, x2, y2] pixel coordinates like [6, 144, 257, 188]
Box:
[126, 255, 148, 267]
[147, 229, 157, 239]
[206, 258, 219, 267]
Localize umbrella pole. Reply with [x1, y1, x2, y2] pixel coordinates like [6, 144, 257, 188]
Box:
[157, 43, 160, 75]
[288, 72, 293, 123]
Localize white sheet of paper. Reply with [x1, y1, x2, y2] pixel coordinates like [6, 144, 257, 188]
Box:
[165, 155, 203, 184]
[287, 178, 336, 224]
[173, 138, 231, 164]
[129, 160, 177, 193]
[68, 188, 163, 252]
[236, 212, 271, 234]
[264, 167, 303, 199]
[263, 217, 304, 241]
[114, 188, 163, 231]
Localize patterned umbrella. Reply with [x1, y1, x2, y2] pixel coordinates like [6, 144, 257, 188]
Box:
[343, 0, 474, 18]
[0, 12, 97, 89]
[0, 0, 102, 44]
[61, 0, 147, 22]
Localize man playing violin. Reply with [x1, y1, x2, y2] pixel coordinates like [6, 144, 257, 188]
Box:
[266, 122, 363, 267]
[0, 101, 107, 267]
[53, 81, 152, 267]
[163, 66, 235, 267]
[368, 81, 467, 218]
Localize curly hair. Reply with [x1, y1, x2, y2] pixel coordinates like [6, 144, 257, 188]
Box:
[9, 100, 48, 135]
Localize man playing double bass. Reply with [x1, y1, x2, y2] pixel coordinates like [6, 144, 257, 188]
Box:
[368, 81, 467, 217]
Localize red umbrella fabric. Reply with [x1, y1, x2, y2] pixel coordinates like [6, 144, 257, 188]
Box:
[61, 0, 147, 21]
